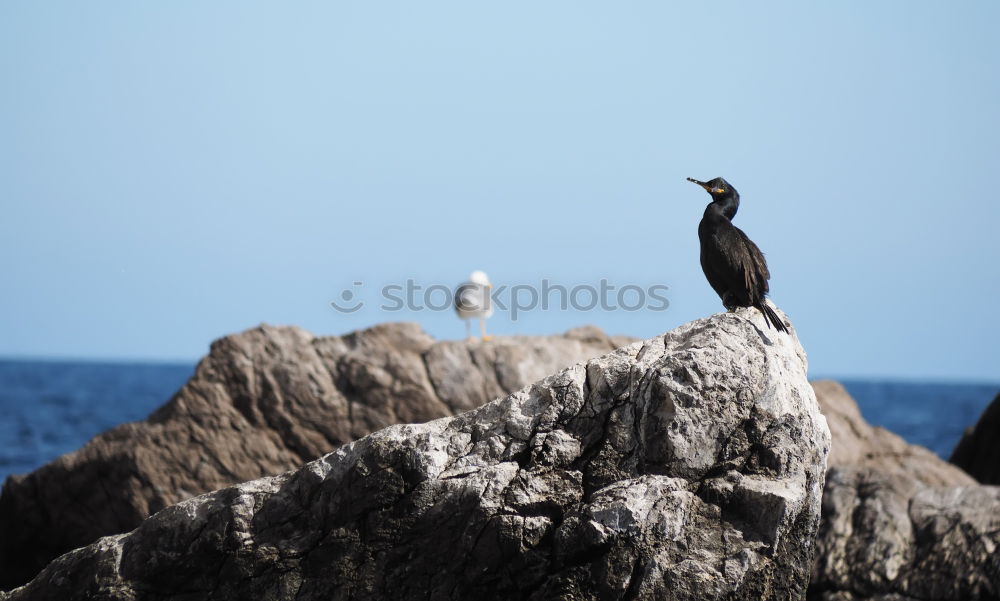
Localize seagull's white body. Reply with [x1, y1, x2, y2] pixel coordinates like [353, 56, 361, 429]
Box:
[454, 271, 493, 340]
[454, 285, 493, 319]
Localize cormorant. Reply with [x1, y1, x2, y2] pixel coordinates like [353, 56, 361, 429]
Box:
[687, 177, 788, 333]
[454, 270, 494, 341]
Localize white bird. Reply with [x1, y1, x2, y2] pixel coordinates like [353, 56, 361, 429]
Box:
[454, 270, 494, 341]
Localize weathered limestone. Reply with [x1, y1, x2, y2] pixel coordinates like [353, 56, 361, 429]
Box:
[3, 309, 830, 601]
[811, 380, 1000, 601]
[0, 323, 626, 590]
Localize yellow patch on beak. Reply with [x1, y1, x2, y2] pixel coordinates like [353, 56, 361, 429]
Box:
[713, 188, 725, 194]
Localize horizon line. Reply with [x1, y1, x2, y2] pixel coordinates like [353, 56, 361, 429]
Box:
[0, 354, 997, 388]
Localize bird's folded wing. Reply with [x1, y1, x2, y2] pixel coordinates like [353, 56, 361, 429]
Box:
[716, 227, 770, 297]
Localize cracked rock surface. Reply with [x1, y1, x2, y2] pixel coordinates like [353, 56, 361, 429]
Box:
[810, 380, 1000, 601]
[0, 322, 627, 590]
[2, 309, 829, 601]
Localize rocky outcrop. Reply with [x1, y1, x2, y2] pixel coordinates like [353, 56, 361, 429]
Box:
[813, 381, 974, 487]
[2, 309, 830, 601]
[810, 380, 1000, 601]
[950, 391, 1000, 485]
[0, 323, 629, 591]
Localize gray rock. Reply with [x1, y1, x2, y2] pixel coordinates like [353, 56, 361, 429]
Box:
[2, 308, 830, 601]
[0, 323, 624, 590]
[950, 391, 1000, 485]
[813, 380, 974, 487]
[811, 380, 1000, 601]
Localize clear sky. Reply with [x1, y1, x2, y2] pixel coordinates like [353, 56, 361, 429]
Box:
[2, 2, 998, 381]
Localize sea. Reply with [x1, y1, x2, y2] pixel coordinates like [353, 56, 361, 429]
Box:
[0, 359, 997, 483]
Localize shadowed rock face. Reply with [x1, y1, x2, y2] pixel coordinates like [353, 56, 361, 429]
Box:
[2, 309, 830, 601]
[813, 381, 975, 487]
[950, 391, 1000, 485]
[810, 380, 1000, 601]
[0, 323, 628, 591]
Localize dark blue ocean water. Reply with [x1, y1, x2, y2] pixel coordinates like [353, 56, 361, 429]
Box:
[838, 379, 998, 459]
[0, 359, 194, 483]
[0, 359, 997, 483]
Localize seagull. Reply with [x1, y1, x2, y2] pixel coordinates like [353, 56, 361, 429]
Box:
[454, 270, 494, 341]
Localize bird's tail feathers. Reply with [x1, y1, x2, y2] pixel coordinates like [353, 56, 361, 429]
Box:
[758, 301, 789, 334]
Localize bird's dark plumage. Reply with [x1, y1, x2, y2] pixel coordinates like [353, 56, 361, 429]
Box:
[688, 176, 788, 333]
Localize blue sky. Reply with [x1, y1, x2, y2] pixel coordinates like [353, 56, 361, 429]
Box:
[2, 2, 998, 381]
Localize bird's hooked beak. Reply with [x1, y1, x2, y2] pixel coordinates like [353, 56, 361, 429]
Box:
[687, 177, 724, 195]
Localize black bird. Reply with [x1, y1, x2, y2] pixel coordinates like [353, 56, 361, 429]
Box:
[687, 176, 788, 333]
